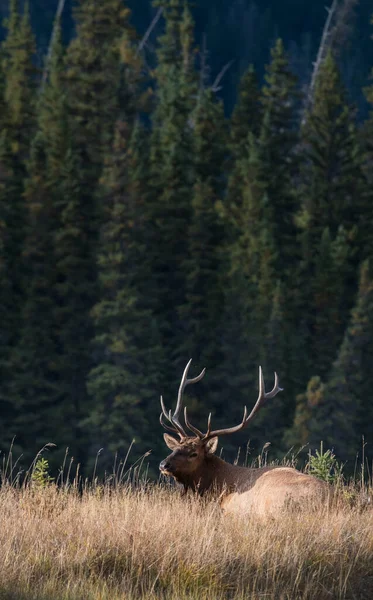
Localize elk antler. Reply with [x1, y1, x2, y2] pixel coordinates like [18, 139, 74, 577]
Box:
[159, 359, 206, 439]
[184, 366, 283, 442]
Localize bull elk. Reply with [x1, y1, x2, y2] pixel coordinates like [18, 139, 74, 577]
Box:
[159, 360, 329, 515]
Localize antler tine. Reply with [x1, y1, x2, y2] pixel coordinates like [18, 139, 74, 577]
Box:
[202, 367, 282, 441]
[159, 411, 182, 436]
[241, 366, 283, 423]
[184, 407, 204, 438]
[172, 359, 206, 433]
[160, 395, 169, 420]
[159, 360, 206, 438]
[159, 395, 186, 438]
[206, 412, 212, 437]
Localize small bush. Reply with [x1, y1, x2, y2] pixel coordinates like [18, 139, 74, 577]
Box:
[306, 442, 344, 484]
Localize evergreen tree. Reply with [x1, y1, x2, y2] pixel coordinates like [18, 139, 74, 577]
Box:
[230, 65, 261, 158]
[65, 0, 135, 170]
[87, 120, 164, 468]
[149, 0, 197, 371]
[8, 21, 69, 465]
[0, 0, 37, 290]
[300, 51, 363, 248]
[10, 133, 63, 460]
[48, 0, 143, 466]
[2, 0, 37, 161]
[0, 152, 18, 454]
[291, 261, 373, 462]
[226, 65, 261, 212]
[217, 133, 280, 456]
[0, 0, 37, 455]
[258, 38, 299, 276]
[298, 51, 363, 381]
[181, 89, 226, 373]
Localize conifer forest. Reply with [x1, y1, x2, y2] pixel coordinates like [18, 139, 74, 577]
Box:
[1, 0, 373, 478]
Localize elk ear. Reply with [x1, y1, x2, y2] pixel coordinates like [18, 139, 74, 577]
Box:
[163, 433, 180, 450]
[205, 436, 218, 455]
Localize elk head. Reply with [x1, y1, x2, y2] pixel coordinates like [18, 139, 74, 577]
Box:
[159, 359, 283, 491]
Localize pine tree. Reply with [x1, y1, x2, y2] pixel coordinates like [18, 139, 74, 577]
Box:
[230, 65, 261, 158]
[87, 120, 164, 469]
[181, 89, 226, 373]
[300, 51, 363, 247]
[0, 0, 38, 454]
[10, 132, 63, 460]
[0, 149, 18, 454]
[226, 65, 261, 231]
[0, 0, 37, 287]
[45, 0, 144, 467]
[310, 227, 355, 377]
[361, 43, 373, 262]
[149, 0, 197, 371]
[65, 0, 136, 170]
[258, 38, 299, 276]
[2, 0, 37, 160]
[307, 261, 373, 461]
[259, 281, 291, 451]
[8, 21, 69, 465]
[217, 133, 279, 456]
[298, 51, 363, 382]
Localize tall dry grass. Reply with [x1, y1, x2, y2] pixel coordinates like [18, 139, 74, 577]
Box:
[0, 478, 372, 600]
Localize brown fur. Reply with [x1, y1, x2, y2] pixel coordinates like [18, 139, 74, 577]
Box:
[160, 435, 329, 516]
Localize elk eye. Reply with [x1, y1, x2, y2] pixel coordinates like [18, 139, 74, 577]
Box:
[189, 452, 198, 458]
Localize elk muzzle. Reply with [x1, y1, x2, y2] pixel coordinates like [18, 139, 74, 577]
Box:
[159, 459, 174, 475]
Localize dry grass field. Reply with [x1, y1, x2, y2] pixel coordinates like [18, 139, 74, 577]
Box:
[0, 472, 372, 600]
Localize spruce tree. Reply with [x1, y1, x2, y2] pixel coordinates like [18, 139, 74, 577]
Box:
[181, 89, 226, 373]
[0, 0, 37, 290]
[230, 65, 261, 158]
[8, 21, 69, 465]
[226, 64, 261, 212]
[48, 0, 143, 467]
[258, 38, 299, 276]
[300, 51, 363, 246]
[306, 261, 373, 461]
[65, 0, 135, 170]
[2, 0, 37, 161]
[149, 0, 197, 373]
[217, 133, 279, 456]
[87, 120, 164, 468]
[0, 0, 37, 454]
[10, 133, 63, 461]
[298, 51, 363, 382]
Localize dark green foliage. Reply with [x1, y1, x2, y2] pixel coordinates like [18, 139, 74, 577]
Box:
[308, 261, 373, 460]
[2, 0, 37, 160]
[149, 0, 197, 371]
[0, 0, 373, 475]
[181, 90, 226, 372]
[227, 65, 260, 207]
[64, 0, 132, 167]
[10, 131, 62, 459]
[0, 0, 38, 456]
[87, 120, 164, 467]
[298, 52, 364, 381]
[9, 21, 70, 463]
[230, 65, 261, 157]
[300, 52, 364, 245]
[259, 38, 299, 276]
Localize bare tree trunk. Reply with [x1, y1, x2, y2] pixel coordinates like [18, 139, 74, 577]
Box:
[303, 0, 358, 121]
[41, 0, 66, 92]
[137, 7, 163, 55]
[305, 0, 339, 116]
[211, 60, 235, 93]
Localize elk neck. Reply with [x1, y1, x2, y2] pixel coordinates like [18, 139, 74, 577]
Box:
[178, 453, 274, 496]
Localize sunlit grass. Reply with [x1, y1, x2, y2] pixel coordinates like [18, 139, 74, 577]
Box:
[0, 470, 372, 600]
